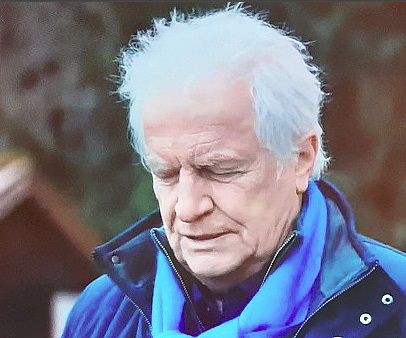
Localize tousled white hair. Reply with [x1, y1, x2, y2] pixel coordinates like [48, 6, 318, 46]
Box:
[118, 3, 330, 178]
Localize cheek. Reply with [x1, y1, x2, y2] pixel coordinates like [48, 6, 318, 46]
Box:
[164, 227, 187, 265]
[212, 184, 247, 218]
[151, 177, 163, 202]
[152, 182, 177, 227]
[212, 180, 265, 225]
[211, 184, 265, 250]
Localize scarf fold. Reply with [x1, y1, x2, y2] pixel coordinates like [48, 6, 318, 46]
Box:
[152, 181, 327, 337]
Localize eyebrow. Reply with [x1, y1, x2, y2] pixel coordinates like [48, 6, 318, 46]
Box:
[145, 158, 177, 173]
[146, 153, 249, 173]
[199, 149, 247, 160]
[196, 157, 247, 168]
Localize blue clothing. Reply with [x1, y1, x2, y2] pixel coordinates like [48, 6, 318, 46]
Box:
[187, 254, 269, 330]
[62, 180, 406, 337]
[150, 181, 328, 337]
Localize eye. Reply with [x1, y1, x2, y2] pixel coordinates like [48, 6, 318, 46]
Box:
[153, 170, 179, 185]
[202, 168, 244, 182]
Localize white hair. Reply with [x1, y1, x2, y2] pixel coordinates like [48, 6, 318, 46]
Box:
[118, 3, 330, 178]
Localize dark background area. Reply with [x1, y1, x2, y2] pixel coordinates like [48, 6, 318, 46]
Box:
[1, 2, 405, 249]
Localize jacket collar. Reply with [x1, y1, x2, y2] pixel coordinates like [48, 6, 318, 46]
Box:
[92, 179, 376, 325]
[92, 212, 162, 321]
[316, 180, 375, 299]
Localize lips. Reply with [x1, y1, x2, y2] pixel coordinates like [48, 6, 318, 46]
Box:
[184, 232, 228, 241]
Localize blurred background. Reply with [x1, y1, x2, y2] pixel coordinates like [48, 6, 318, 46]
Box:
[0, 2, 405, 337]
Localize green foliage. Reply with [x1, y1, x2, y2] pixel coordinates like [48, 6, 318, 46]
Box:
[81, 164, 158, 241]
[131, 167, 159, 217]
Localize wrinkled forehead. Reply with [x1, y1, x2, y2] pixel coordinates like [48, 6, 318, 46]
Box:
[141, 73, 263, 167]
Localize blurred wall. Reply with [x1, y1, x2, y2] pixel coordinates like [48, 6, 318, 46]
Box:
[0, 2, 405, 249]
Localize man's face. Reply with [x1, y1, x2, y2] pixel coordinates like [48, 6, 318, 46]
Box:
[143, 77, 302, 289]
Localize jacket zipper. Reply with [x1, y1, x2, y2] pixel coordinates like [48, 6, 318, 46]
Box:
[260, 231, 298, 287]
[125, 294, 153, 333]
[151, 229, 206, 333]
[293, 261, 378, 338]
[151, 229, 298, 333]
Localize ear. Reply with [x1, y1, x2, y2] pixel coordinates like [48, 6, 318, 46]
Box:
[295, 134, 318, 194]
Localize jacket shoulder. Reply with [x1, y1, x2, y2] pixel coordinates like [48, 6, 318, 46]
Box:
[361, 236, 406, 293]
[62, 275, 150, 337]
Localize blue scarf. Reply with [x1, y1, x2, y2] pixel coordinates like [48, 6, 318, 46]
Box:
[151, 181, 327, 337]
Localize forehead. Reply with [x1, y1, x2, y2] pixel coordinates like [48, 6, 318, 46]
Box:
[142, 73, 252, 123]
[141, 76, 261, 166]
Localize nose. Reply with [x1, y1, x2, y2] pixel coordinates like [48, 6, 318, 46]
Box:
[174, 169, 214, 223]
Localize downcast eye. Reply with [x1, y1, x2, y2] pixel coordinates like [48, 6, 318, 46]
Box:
[202, 168, 244, 181]
[154, 170, 179, 184]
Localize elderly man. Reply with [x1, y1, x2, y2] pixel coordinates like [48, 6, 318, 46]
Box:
[63, 4, 405, 338]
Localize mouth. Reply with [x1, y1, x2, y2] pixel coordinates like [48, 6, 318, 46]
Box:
[184, 232, 229, 241]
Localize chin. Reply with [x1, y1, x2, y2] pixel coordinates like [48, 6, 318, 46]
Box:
[185, 252, 244, 279]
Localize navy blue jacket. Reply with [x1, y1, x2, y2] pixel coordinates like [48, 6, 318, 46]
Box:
[63, 181, 406, 337]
